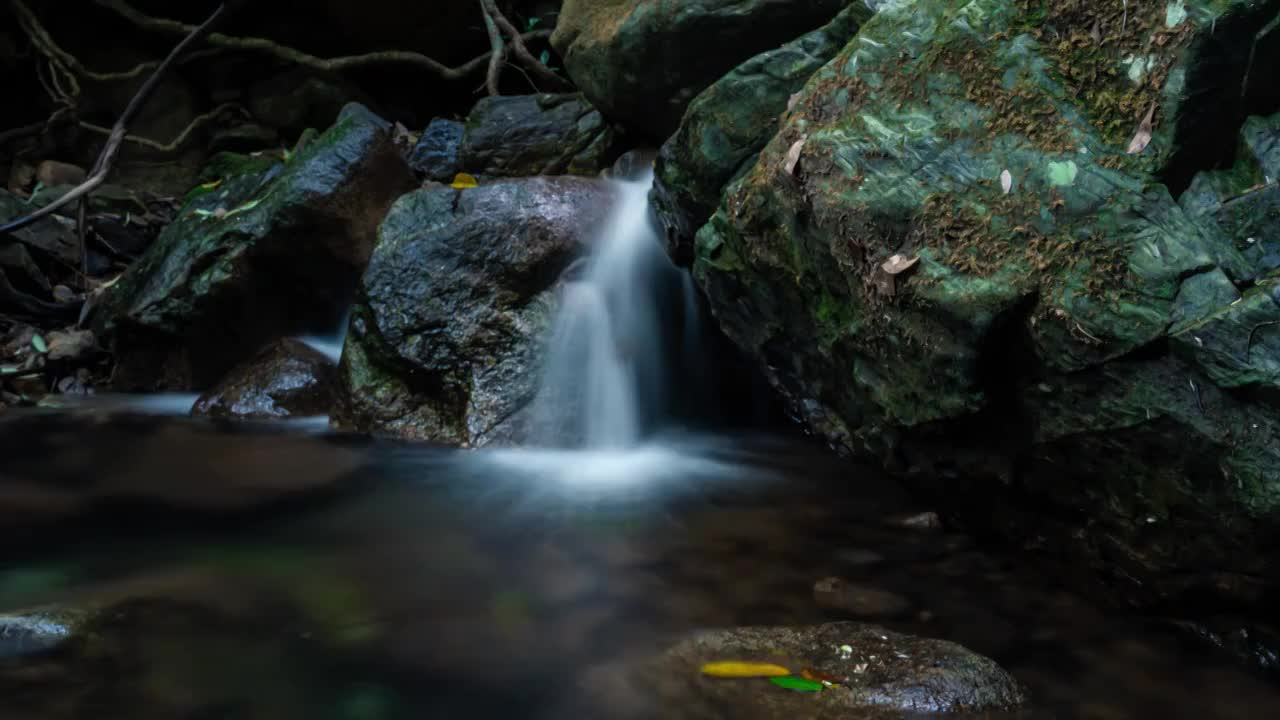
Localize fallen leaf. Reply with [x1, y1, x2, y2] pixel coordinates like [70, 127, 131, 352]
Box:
[450, 173, 479, 189]
[769, 676, 825, 692]
[1000, 169, 1013, 194]
[800, 668, 842, 686]
[700, 661, 792, 678]
[787, 91, 803, 112]
[881, 254, 920, 276]
[31, 334, 48, 354]
[784, 136, 807, 176]
[1127, 103, 1157, 155]
[197, 179, 223, 191]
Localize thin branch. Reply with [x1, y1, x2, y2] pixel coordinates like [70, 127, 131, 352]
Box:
[78, 103, 248, 153]
[95, 0, 552, 81]
[479, 0, 506, 96]
[481, 0, 569, 91]
[0, 3, 229, 243]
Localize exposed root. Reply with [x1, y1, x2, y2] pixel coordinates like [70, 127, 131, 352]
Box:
[479, 0, 506, 97]
[78, 103, 249, 153]
[481, 0, 570, 92]
[94, 0, 552, 82]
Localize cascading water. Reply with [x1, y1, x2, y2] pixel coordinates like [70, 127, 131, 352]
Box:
[534, 166, 695, 449]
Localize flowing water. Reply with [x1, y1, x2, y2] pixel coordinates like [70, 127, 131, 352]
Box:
[3, 175, 1279, 719]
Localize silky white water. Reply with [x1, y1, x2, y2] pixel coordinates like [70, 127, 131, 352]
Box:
[534, 168, 691, 449]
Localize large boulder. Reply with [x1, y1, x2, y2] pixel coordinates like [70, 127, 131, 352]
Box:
[583, 623, 1025, 719]
[550, 0, 850, 140]
[652, 3, 872, 263]
[693, 0, 1280, 625]
[334, 177, 615, 445]
[96, 104, 415, 390]
[191, 338, 338, 420]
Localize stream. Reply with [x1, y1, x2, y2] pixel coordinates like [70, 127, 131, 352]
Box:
[2, 407, 1279, 718]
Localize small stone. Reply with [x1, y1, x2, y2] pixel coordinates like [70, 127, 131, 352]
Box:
[891, 511, 943, 531]
[814, 576, 913, 618]
[35, 160, 87, 188]
[45, 329, 95, 361]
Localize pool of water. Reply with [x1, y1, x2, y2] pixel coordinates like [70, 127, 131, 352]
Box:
[1, 405, 1277, 719]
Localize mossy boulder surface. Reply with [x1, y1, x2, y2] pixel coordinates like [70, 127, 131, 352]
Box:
[694, 0, 1280, 614]
[97, 103, 415, 390]
[459, 94, 619, 178]
[652, 2, 874, 263]
[334, 177, 616, 446]
[550, 0, 850, 139]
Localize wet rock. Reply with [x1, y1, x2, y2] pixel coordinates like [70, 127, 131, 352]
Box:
[96, 103, 415, 390]
[458, 94, 618, 177]
[0, 609, 88, 659]
[693, 0, 1280, 632]
[588, 623, 1025, 719]
[335, 176, 615, 445]
[409, 118, 464, 182]
[652, 4, 870, 263]
[0, 244, 50, 296]
[814, 577, 912, 618]
[192, 338, 338, 420]
[551, 0, 849, 139]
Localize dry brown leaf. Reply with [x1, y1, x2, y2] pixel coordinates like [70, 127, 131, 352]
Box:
[881, 254, 920, 275]
[784, 136, 807, 176]
[1127, 103, 1157, 155]
[1000, 169, 1013, 194]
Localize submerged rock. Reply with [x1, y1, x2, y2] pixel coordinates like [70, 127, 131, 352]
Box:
[653, 3, 872, 263]
[692, 0, 1280, 631]
[96, 103, 415, 390]
[334, 177, 615, 445]
[459, 94, 619, 177]
[192, 338, 338, 420]
[551, 0, 850, 139]
[586, 623, 1025, 719]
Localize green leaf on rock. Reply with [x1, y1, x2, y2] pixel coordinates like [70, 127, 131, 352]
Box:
[769, 676, 825, 692]
[540, 49, 551, 66]
[31, 335, 48, 354]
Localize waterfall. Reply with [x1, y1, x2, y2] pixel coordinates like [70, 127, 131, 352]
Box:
[534, 167, 695, 449]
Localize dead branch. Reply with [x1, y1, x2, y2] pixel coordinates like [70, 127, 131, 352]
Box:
[0, 2, 230, 268]
[78, 103, 249, 153]
[480, 0, 570, 91]
[95, 0, 553, 81]
[479, 0, 506, 96]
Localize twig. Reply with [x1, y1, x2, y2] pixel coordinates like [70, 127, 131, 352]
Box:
[95, 0, 552, 81]
[479, 0, 506, 96]
[78, 103, 248, 153]
[481, 0, 569, 91]
[0, 3, 230, 263]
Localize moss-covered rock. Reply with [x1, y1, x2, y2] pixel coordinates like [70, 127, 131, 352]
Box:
[693, 0, 1280, 622]
[652, 3, 873, 264]
[333, 177, 616, 445]
[96, 103, 415, 390]
[550, 0, 850, 139]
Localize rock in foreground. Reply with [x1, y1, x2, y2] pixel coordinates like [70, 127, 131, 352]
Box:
[192, 338, 338, 420]
[585, 623, 1025, 719]
[335, 176, 615, 445]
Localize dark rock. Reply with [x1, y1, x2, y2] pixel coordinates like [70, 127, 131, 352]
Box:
[207, 122, 280, 155]
[814, 577, 913, 618]
[0, 189, 79, 267]
[653, 3, 871, 263]
[409, 118, 464, 182]
[551, 0, 849, 139]
[585, 623, 1026, 719]
[45, 329, 96, 362]
[458, 94, 618, 177]
[96, 103, 416, 390]
[192, 338, 338, 420]
[335, 176, 616, 445]
[247, 68, 368, 136]
[0, 609, 89, 660]
[0, 244, 51, 296]
[692, 0, 1280, 634]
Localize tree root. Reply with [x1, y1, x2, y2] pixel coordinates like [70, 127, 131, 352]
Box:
[479, 0, 506, 97]
[78, 103, 249, 154]
[1, 2, 232, 286]
[480, 0, 570, 92]
[94, 0, 553, 82]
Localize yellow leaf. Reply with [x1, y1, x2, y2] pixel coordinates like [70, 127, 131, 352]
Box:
[198, 179, 223, 191]
[450, 173, 479, 189]
[700, 661, 792, 678]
